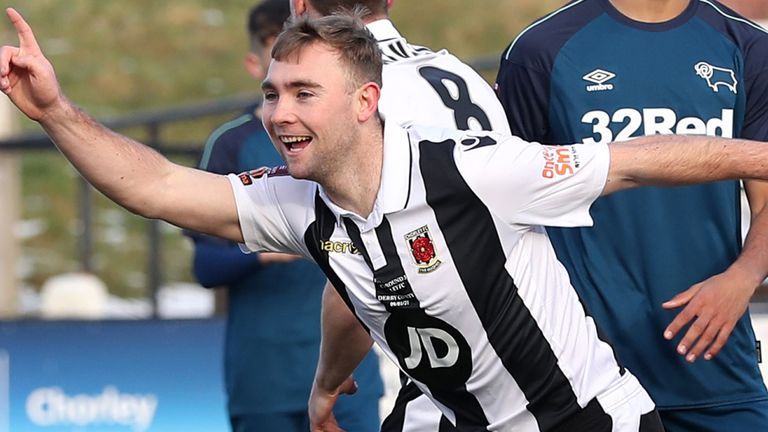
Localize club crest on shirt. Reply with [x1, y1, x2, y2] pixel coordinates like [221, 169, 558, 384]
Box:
[694, 61, 737, 94]
[404, 225, 441, 274]
[238, 165, 291, 185]
[238, 172, 253, 185]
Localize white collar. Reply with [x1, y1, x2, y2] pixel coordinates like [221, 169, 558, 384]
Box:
[366, 19, 403, 43]
[319, 121, 412, 232]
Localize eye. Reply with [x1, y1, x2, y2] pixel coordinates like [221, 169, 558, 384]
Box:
[297, 90, 314, 99]
[263, 91, 278, 102]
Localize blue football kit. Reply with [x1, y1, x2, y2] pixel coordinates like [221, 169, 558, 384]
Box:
[496, 0, 768, 430]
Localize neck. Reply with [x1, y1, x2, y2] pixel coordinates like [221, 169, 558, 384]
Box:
[363, 13, 389, 24]
[321, 125, 384, 218]
[609, 0, 690, 22]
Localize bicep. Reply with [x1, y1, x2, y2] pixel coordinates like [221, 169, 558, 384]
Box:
[458, 135, 609, 227]
[741, 67, 768, 217]
[157, 165, 243, 242]
[602, 141, 638, 196]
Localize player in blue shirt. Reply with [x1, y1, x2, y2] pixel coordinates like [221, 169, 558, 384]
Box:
[496, 0, 768, 430]
[189, 1, 383, 431]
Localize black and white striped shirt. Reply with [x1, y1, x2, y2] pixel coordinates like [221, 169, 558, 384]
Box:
[369, 19, 511, 135]
[371, 18, 510, 431]
[229, 123, 655, 431]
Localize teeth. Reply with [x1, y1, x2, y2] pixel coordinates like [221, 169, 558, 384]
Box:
[281, 136, 310, 143]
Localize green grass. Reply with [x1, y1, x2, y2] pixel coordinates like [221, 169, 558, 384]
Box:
[7, 0, 563, 300]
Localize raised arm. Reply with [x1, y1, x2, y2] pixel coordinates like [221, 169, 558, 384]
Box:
[0, 8, 242, 242]
[603, 134, 768, 196]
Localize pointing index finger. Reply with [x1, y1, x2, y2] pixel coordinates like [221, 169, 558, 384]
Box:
[6, 8, 42, 56]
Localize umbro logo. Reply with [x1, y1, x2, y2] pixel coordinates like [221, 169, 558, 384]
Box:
[583, 69, 616, 92]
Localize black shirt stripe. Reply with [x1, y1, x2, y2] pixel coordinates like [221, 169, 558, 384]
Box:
[419, 139, 583, 431]
[303, 191, 367, 331]
[380, 381, 422, 432]
[345, 216, 490, 429]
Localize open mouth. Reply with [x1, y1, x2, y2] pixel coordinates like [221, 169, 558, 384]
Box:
[280, 135, 312, 154]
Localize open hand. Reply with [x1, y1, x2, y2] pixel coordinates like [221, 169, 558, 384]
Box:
[662, 267, 756, 362]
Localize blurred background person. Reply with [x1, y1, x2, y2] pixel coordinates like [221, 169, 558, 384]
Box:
[188, 1, 383, 430]
[496, 0, 768, 431]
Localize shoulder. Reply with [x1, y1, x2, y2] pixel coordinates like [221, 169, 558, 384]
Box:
[383, 47, 486, 90]
[235, 165, 292, 185]
[208, 112, 261, 147]
[232, 166, 319, 227]
[696, 0, 767, 35]
[379, 38, 436, 65]
[371, 19, 437, 65]
[406, 124, 513, 155]
[199, 112, 263, 170]
[501, 0, 603, 71]
[695, 0, 768, 66]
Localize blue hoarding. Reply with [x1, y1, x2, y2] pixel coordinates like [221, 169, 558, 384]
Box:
[0, 319, 228, 431]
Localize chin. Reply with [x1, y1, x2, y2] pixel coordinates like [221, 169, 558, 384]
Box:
[285, 164, 310, 181]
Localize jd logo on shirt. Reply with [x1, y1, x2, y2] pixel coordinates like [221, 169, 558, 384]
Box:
[403, 327, 458, 369]
[384, 312, 472, 388]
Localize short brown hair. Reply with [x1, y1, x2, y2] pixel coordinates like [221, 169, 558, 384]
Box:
[248, 0, 291, 50]
[307, 0, 388, 17]
[272, 12, 383, 88]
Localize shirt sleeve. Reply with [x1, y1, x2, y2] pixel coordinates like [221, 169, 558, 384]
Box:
[227, 171, 315, 259]
[455, 132, 609, 227]
[742, 65, 768, 141]
[191, 236, 260, 288]
[199, 122, 245, 174]
[495, 53, 551, 143]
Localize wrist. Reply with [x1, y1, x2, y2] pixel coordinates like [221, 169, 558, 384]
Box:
[313, 376, 337, 396]
[314, 368, 346, 396]
[727, 261, 765, 293]
[39, 95, 75, 126]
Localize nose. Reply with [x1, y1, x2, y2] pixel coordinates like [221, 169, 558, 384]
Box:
[266, 97, 297, 127]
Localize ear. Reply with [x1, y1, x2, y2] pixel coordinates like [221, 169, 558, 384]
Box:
[386, 0, 395, 9]
[356, 82, 381, 123]
[291, 0, 308, 17]
[244, 52, 265, 81]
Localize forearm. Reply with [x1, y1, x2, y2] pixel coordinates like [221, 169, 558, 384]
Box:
[315, 283, 373, 392]
[604, 135, 768, 195]
[730, 182, 768, 288]
[729, 219, 768, 291]
[40, 99, 173, 216]
[38, 99, 242, 241]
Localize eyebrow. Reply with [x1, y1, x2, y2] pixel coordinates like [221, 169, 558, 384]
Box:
[261, 79, 323, 92]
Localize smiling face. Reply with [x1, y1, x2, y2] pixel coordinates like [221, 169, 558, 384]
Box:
[260, 42, 362, 183]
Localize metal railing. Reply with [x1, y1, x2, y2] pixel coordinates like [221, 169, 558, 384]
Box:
[5, 51, 768, 314]
[0, 93, 263, 316]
